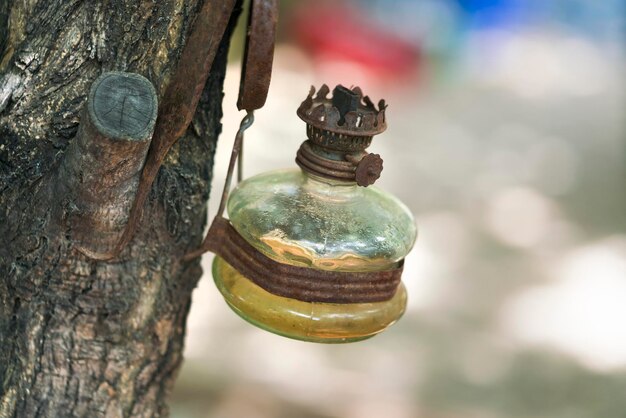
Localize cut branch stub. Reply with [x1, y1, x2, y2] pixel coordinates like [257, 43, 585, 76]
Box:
[60, 71, 157, 259]
[89, 72, 158, 140]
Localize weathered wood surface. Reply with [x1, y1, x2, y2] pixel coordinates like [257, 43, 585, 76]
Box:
[0, 0, 241, 416]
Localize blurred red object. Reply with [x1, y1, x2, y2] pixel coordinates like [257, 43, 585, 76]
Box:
[290, 2, 421, 83]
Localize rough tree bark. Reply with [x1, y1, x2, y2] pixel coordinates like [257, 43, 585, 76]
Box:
[0, 0, 241, 416]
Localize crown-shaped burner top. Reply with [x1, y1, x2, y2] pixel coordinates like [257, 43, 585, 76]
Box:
[297, 84, 387, 137]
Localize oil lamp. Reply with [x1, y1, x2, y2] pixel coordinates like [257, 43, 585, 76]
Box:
[205, 84, 417, 343]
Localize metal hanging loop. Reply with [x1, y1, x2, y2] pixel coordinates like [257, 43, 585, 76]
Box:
[217, 112, 255, 219]
[184, 111, 254, 261]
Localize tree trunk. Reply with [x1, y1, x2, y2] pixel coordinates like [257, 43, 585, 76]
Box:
[0, 0, 241, 416]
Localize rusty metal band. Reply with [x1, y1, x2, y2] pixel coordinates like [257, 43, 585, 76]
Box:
[204, 216, 404, 303]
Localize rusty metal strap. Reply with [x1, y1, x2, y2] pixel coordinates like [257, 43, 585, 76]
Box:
[238, 0, 278, 111]
[204, 216, 404, 303]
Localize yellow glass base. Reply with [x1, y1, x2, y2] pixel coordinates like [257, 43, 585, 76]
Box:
[212, 256, 407, 343]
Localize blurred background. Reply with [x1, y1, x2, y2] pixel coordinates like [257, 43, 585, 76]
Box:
[172, 1, 626, 417]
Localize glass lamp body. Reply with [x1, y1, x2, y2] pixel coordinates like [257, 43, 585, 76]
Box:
[213, 168, 417, 343]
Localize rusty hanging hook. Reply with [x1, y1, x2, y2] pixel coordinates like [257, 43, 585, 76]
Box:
[183, 111, 255, 261]
[237, 0, 278, 182]
[82, 0, 278, 261]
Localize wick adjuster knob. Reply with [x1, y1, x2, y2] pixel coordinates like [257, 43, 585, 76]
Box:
[355, 153, 383, 187]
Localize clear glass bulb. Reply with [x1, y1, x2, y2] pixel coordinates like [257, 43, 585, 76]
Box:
[213, 168, 417, 343]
